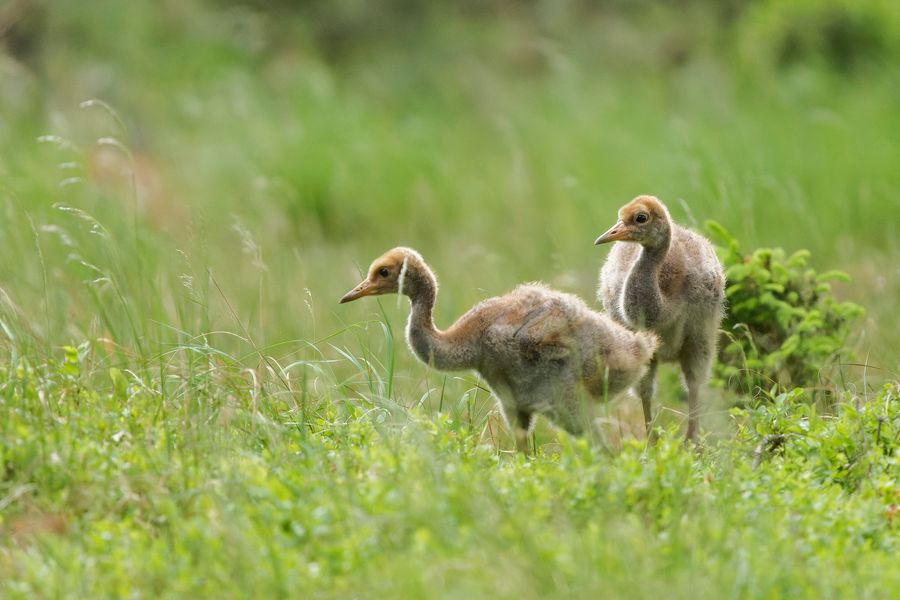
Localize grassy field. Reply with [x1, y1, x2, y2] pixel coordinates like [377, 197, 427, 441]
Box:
[1, 1, 898, 597]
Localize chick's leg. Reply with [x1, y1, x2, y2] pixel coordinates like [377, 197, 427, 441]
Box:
[637, 358, 658, 436]
[680, 339, 712, 443]
[514, 410, 534, 454]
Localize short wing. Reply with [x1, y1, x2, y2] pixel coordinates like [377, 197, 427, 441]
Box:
[486, 296, 577, 366]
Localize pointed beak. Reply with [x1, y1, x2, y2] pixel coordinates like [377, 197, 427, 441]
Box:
[339, 279, 374, 304]
[594, 220, 628, 245]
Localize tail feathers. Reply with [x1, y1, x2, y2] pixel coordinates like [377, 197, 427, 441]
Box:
[635, 331, 660, 363]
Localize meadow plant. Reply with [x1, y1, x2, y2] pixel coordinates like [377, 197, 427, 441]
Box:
[707, 221, 864, 397]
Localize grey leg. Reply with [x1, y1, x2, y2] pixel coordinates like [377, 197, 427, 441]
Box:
[637, 359, 658, 436]
[680, 339, 712, 443]
[515, 410, 534, 454]
[492, 384, 529, 453]
[684, 374, 700, 442]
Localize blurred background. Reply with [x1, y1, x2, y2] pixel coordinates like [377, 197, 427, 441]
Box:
[1, 0, 898, 420]
[4, 4, 900, 595]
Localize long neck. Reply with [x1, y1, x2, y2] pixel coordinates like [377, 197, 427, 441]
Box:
[407, 283, 436, 334]
[403, 264, 477, 371]
[622, 228, 670, 329]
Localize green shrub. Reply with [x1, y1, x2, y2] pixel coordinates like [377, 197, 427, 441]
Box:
[706, 221, 864, 396]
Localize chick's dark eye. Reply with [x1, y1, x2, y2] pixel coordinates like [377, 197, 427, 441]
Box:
[378, 267, 389, 277]
[635, 213, 649, 224]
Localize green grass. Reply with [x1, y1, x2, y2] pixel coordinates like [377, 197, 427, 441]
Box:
[1, 1, 898, 597]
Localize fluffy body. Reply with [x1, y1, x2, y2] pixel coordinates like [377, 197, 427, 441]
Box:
[596, 196, 725, 441]
[341, 247, 658, 451]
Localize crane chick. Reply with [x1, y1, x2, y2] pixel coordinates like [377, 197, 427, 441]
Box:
[341, 247, 659, 452]
[595, 196, 725, 442]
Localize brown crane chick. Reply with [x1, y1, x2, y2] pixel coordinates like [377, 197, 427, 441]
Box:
[341, 247, 659, 452]
[595, 196, 725, 442]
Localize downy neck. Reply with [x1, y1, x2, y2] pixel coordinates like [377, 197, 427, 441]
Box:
[402, 260, 475, 371]
[622, 228, 670, 330]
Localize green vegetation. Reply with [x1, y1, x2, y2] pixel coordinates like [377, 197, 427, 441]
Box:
[2, 359, 898, 597]
[709, 221, 865, 396]
[1, 1, 898, 597]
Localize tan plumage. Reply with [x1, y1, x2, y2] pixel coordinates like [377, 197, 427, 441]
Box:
[341, 247, 659, 451]
[595, 196, 725, 441]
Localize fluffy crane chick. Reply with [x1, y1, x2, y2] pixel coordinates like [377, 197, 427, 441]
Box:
[595, 195, 725, 441]
[341, 247, 659, 452]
